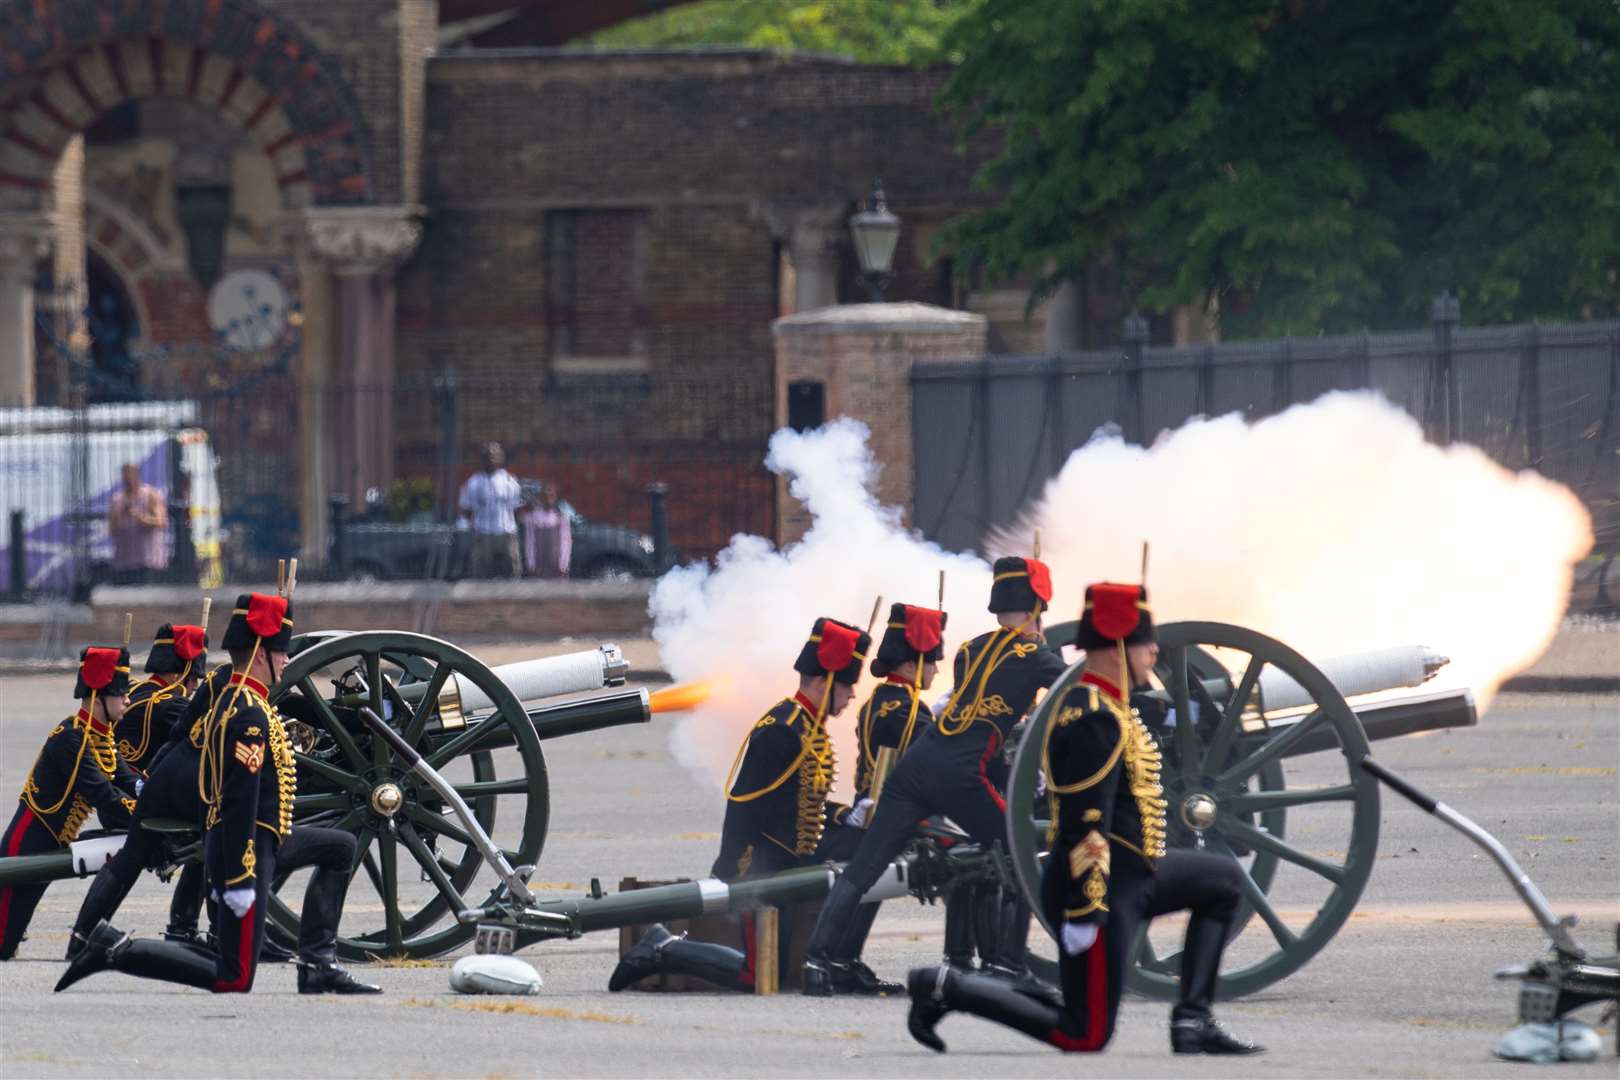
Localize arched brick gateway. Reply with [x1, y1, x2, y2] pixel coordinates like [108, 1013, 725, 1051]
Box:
[0, 0, 372, 211]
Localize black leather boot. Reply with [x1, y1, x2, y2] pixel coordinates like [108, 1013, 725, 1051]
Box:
[1171, 1016, 1265, 1055]
[57, 920, 215, 993]
[164, 862, 206, 943]
[259, 936, 297, 963]
[837, 959, 902, 995]
[297, 961, 382, 994]
[914, 963, 1071, 1051]
[67, 865, 137, 958]
[609, 924, 751, 993]
[941, 889, 976, 968]
[982, 890, 1063, 1008]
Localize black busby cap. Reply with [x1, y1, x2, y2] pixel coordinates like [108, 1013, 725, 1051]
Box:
[144, 622, 209, 675]
[871, 602, 947, 678]
[222, 593, 294, 653]
[1076, 583, 1155, 649]
[75, 645, 131, 700]
[988, 555, 1054, 614]
[793, 617, 871, 686]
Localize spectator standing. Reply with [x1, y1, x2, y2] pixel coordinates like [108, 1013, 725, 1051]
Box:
[107, 464, 167, 584]
[522, 482, 572, 579]
[457, 443, 521, 579]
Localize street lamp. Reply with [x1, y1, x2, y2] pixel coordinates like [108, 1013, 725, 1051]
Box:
[848, 178, 901, 302]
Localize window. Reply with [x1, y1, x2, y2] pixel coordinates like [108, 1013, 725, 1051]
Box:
[544, 209, 647, 374]
[787, 380, 825, 432]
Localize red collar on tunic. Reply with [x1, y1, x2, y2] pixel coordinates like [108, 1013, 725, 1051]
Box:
[793, 690, 823, 719]
[884, 674, 915, 686]
[75, 708, 112, 735]
[1079, 670, 1125, 704]
[229, 672, 270, 698]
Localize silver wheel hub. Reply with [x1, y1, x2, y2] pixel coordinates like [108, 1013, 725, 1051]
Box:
[1180, 791, 1218, 831]
[370, 781, 404, 817]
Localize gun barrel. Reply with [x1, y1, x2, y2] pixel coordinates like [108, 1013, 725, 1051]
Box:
[531, 866, 835, 935]
[392, 645, 629, 719]
[1251, 645, 1449, 711]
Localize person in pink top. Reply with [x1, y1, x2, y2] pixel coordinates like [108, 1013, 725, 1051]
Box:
[106, 464, 167, 584]
[522, 482, 572, 579]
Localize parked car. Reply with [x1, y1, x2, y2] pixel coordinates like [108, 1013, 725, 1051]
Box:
[331, 485, 663, 582]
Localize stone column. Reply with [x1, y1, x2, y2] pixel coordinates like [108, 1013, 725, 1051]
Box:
[772, 302, 987, 544]
[780, 205, 846, 315]
[0, 214, 52, 407]
[298, 206, 422, 566]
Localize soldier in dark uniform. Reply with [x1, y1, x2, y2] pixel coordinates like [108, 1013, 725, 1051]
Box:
[608, 617, 872, 993]
[65, 658, 230, 956]
[117, 622, 208, 774]
[904, 582, 1264, 1056]
[802, 557, 1066, 997]
[0, 646, 138, 959]
[803, 601, 946, 996]
[58, 593, 380, 995]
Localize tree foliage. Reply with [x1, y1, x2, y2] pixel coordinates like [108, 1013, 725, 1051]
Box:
[939, 0, 1620, 336]
[584, 0, 981, 65]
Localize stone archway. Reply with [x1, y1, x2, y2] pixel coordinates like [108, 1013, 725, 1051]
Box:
[0, 0, 420, 566]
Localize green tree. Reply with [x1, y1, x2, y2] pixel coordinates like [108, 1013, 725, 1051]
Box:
[584, 0, 981, 65]
[940, 0, 1620, 337]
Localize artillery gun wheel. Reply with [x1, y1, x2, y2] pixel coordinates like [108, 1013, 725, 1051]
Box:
[1011, 621, 1380, 1000]
[267, 631, 549, 961]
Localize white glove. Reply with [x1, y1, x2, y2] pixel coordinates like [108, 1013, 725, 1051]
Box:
[1060, 922, 1099, 956]
[221, 885, 256, 919]
[133, 779, 145, 796]
[1035, 769, 1047, 797]
[847, 798, 875, 828]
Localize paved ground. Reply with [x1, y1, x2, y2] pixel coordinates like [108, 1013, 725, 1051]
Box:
[0, 664, 1615, 1078]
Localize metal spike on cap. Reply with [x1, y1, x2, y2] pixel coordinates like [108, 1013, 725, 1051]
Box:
[865, 595, 883, 636]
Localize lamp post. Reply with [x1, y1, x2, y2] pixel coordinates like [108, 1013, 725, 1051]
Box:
[848, 178, 901, 302]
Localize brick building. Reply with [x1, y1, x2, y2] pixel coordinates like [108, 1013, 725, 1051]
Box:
[0, 0, 1064, 566]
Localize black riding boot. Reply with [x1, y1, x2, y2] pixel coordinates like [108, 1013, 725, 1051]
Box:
[801, 876, 862, 995]
[163, 862, 207, 943]
[609, 924, 751, 993]
[941, 889, 976, 968]
[905, 964, 1065, 1053]
[57, 920, 215, 993]
[67, 866, 138, 958]
[1168, 898, 1264, 1054]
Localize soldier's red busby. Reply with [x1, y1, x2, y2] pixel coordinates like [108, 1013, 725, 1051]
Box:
[73, 646, 131, 700]
[793, 617, 871, 686]
[1076, 583, 1155, 649]
[144, 623, 208, 675]
[222, 593, 294, 653]
[870, 603, 947, 678]
[988, 555, 1053, 614]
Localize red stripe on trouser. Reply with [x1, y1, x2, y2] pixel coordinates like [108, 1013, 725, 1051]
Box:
[738, 913, 756, 987]
[213, 901, 257, 992]
[0, 807, 39, 941]
[1048, 937, 1110, 1052]
[977, 735, 1007, 813]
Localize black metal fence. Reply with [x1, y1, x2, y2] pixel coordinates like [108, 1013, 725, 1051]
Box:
[913, 307, 1620, 562]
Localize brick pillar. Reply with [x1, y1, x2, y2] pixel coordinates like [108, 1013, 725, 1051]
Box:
[772, 302, 986, 544]
[0, 213, 52, 407]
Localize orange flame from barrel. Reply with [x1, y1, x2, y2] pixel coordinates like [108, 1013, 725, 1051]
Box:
[649, 680, 715, 714]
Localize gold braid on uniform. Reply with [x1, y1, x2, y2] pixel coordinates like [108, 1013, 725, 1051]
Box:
[1043, 686, 1121, 915]
[21, 714, 130, 844]
[793, 718, 836, 856]
[201, 641, 260, 830]
[1120, 707, 1167, 861]
[119, 674, 185, 764]
[262, 705, 297, 836]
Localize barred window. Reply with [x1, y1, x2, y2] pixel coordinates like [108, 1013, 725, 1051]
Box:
[544, 209, 648, 374]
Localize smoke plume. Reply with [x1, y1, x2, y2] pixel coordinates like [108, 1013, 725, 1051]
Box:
[652, 394, 1591, 792]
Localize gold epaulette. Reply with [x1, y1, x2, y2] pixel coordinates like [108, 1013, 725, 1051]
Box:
[793, 721, 836, 856]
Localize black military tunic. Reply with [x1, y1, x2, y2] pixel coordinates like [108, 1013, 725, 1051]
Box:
[116, 676, 191, 775]
[0, 710, 138, 958]
[853, 678, 933, 801]
[1034, 671, 1242, 1051]
[712, 693, 860, 881]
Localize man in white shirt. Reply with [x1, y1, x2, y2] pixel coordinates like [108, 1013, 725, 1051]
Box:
[457, 442, 522, 579]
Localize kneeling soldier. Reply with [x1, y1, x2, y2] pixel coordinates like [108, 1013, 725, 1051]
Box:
[0, 646, 138, 958]
[609, 616, 871, 993]
[904, 582, 1263, 1055]
[803, 601, 946, 996]
[58, 592, 379, 995]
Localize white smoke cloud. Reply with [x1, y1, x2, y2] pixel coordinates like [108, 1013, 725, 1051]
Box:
[652, 394, 1592, 792]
